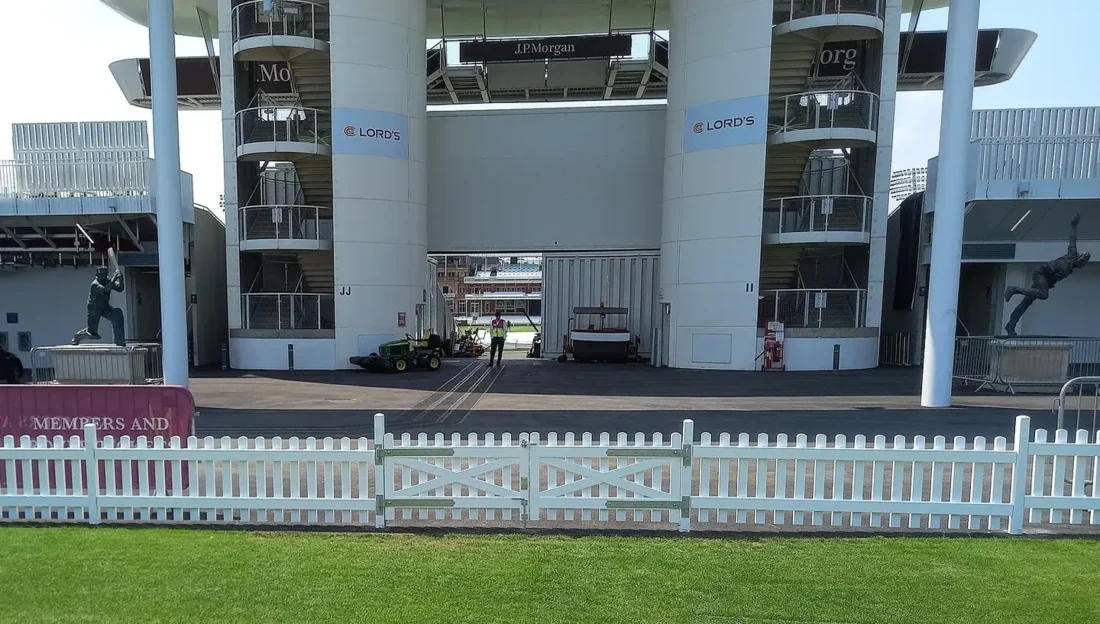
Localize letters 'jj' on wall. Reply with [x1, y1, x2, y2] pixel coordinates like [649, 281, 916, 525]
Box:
[682, 96, 769, 153]
[332, 108, 410, 160]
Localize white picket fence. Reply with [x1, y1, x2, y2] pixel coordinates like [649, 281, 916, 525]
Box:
[2, 415, 1099, 534]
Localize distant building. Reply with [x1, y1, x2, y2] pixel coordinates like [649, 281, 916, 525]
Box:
[434, 256, 542, 322]
[99, 0, 1037, 371]
[883, 106, 1100, 364]
[0, 120, 227, 369]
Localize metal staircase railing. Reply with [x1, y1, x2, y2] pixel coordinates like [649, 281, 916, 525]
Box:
[242, 293, 334, 330]
[763, 195, 871, 236]
[236, 106, 330, 148]
[774, 0, 885, 26]
[232, 0, 330, 43]
[761, 288, 866, 328]
[239, 205, 333, 242]
[769, 90, 879, 134]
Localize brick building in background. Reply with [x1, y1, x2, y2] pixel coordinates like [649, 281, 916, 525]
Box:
[434, 256, 542, 323]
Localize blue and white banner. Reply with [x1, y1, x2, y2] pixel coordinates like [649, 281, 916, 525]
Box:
[682, 95, 769, 153]
[332, 107, 409, 160]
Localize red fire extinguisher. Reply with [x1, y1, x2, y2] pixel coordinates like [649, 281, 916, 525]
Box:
[763, 321, 785, 372]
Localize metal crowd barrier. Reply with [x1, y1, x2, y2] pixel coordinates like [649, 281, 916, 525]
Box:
[1053, 376, 1100, 432]
[30, 343, 164, 385]
[953, 336, 1100, 394]
[879, 332, 914, 366]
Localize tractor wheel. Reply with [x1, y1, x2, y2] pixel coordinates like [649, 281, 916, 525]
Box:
[426, 356, 442, 371]
[394, 358, 409, 373]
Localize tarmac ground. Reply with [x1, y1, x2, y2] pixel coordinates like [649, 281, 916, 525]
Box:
[190, 357, 1071, 440]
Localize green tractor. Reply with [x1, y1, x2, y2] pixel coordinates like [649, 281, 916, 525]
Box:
[350, 333, 444, 373]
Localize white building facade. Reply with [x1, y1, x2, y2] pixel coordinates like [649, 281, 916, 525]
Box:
[98, 0, 1036, 372]
[0, 120, 227, 370]
[884, 106, 1100, 368]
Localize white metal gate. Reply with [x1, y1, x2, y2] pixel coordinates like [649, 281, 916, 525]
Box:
[376, 422, 693, 529]
[377, 430, 529, 525]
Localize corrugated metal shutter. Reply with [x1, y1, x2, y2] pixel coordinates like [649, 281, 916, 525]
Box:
[542, 253, 660, 357]
[971, 107, 1100, 138]
[802, 152, 849, 196]
[8, 122, 149, 195]
[261, 163, 302, 205]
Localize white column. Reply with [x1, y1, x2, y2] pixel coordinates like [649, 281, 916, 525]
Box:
[660, 0, 773, 370]
[329, 0, 427, 367]
[218, 0, 242, 333]
[148, 0, 189, 387]
[920, 0, 981, 407]
[865, 0, 904, 331]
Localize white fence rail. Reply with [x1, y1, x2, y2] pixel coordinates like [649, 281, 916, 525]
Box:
[4, 415, 1099, 534]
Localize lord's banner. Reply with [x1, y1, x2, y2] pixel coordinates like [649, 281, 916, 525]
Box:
[332, 107, 410, 160]
[683, 95, 769, 153]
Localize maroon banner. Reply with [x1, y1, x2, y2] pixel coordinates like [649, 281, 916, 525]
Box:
[0, 385, 195, 494]
[0, 385, 194, 440]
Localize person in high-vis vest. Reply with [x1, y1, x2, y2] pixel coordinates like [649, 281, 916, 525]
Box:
[488, 311, 509, 367]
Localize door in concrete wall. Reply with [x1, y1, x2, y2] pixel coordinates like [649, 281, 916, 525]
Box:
[132, 270, 162, 342]
[958, 264, 998, 335]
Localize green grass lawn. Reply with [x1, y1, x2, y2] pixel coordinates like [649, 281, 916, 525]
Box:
[2, 528, 1097, 623]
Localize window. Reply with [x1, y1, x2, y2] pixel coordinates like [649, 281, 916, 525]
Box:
[442, 286, 450, 294]
[17, 331, 32, 352]
[0, 331, 7, 351]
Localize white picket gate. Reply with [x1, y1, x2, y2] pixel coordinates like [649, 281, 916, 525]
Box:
[379, 425, 528, 525]
[3, 415, 1100, 534]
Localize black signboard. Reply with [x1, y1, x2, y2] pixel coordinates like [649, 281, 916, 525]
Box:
[460, 34, 633, 63]
[899, 30, 999, 74]
[138, 58, 294, 98]
[654, 39, 669, 69]
[816, 43, 863, 77]
[427, 47, 442, 76]
[815, 29, 1001, 78]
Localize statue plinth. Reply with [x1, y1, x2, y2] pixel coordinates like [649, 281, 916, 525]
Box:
[41, 344, 154, 385]
[987, 337, 1074, 393]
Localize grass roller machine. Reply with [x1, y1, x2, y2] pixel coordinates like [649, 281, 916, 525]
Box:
[350, 333, 444, 373]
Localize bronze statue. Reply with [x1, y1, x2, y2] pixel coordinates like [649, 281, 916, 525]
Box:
[72, 266, 126, 346]
[1004, 213, 1091, 337]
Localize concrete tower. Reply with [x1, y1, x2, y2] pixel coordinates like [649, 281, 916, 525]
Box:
[329, 0, 429, 365]
[660, 0, 774, 370]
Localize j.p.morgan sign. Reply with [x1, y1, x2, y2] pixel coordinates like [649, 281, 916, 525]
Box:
[332, 107, 409, 160]
[683, 95, 769, 153]
[459, 35, 632, 63]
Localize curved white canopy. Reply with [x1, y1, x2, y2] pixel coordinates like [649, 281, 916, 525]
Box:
[98, 0, 950, 39]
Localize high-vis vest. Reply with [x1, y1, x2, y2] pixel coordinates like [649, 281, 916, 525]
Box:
[491, 318, 507, 338]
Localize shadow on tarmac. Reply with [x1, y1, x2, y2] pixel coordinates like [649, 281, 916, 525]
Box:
[194, 359, 935, 398]
[195, 406, 1056, 442]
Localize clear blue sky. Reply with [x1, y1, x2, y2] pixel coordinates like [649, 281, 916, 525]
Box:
[0, 0, 1097, 210]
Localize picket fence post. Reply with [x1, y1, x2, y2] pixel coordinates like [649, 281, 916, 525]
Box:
[82, 424, 101, 526]
[373, 413, 386, 529]
[1008, 415, 1031, 535]
[679, 419, 694, 533]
